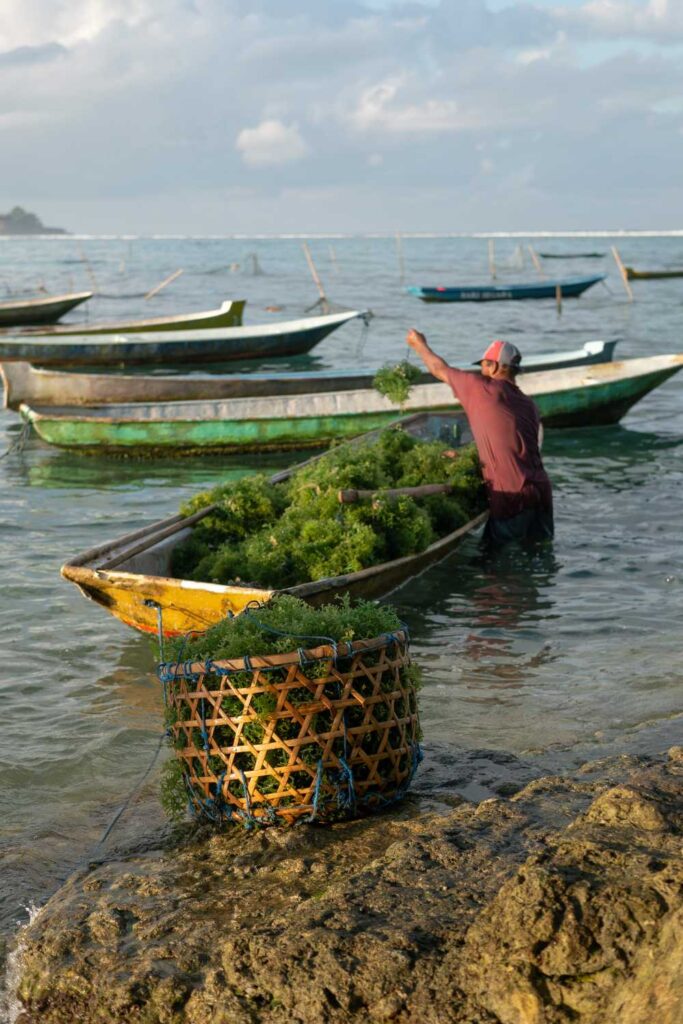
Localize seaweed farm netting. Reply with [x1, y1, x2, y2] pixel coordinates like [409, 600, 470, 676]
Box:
[170, 428, 486, 589]
[159, 596, 423, 826]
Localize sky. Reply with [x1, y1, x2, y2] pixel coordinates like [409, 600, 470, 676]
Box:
[0, 0, 681, 234]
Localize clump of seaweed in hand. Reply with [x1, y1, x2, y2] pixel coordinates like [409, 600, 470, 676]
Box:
[373, 361, 423, 406]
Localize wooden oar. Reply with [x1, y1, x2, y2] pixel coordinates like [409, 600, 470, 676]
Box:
[338, 482, 453, 504]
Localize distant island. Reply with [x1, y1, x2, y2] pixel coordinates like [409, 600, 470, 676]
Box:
[0, 206, 68, 235]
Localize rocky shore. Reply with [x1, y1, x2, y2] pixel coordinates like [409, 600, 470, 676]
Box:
[14, 748, 683, 1024]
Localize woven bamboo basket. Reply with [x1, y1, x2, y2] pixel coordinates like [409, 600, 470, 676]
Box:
[160, 630, 421, 825]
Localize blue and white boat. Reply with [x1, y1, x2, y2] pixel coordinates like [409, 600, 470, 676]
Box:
[407, 274, 605, 303]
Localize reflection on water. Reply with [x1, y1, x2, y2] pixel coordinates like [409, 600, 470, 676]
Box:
[454, 543, 561, 687]
[392, 418, 683, 757]
[544, 424, 683, 489]
[12, 442, 300, 490]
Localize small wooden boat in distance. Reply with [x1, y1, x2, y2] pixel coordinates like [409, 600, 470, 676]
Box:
[0, 292, 92, 327]
[20, 354, 683, 455]
[625, 267, 683, 281]
[0, 339, 619, 410]
[0, 309, 367, 367]
[60, 411, 485, 637]
[407, 274, 605, 302]
[10, 298, 244, 335]
[539, 252, 605, 259]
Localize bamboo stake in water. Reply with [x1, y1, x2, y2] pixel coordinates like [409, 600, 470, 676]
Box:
[144, 268, 183, 301]
[555, 284, 562, 315]
[611, 245, 634, 301]
[527, 245, 545, 278]
[302, 242, 329, 312]
[488, 239, 496, 279]
[396, 232, 405, 285]
[78, 244, 99, 292]
[329, 245, 339, 275]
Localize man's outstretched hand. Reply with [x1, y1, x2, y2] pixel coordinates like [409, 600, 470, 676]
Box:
[406, 328, 428, 352]
[404, 328, 451, 385]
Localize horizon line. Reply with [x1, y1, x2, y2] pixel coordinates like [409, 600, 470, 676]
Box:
[1, 229, 683, 241]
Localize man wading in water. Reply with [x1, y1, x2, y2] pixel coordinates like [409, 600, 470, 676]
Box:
[406, 330, 554, 546]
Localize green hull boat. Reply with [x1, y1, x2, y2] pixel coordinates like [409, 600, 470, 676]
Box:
[19, 355, 683, 456]
[12, 298, 245, 335]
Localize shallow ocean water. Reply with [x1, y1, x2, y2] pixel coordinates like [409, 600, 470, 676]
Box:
[1, 234, 682, 975]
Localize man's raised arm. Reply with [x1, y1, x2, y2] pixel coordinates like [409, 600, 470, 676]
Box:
[405, 329, 453, 384]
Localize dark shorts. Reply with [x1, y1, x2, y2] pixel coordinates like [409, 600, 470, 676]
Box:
[483, 505, 554, 547]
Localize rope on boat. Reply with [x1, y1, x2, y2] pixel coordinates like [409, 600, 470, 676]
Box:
[0, 420, 32, 460]
[355, 310, 373, 358]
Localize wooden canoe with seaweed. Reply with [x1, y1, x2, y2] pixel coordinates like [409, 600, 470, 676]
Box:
[61, 411, 486, 637]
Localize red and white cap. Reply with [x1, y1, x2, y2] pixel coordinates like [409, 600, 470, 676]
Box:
[475, 339, 522, 367]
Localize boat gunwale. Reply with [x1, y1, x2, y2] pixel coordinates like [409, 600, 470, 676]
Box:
[21, 384, 455, 423]
[12, 298, 246, 335]
[0, 290, 93, 312]
[61, 511, 489, 603]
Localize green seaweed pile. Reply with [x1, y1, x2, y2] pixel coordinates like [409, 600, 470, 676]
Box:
[166, 592, 405, 662]
[170, 428, 486, 589]
[373, 360, 423, 405]
[160, 595, 422, 822]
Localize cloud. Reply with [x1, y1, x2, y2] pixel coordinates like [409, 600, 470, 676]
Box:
[0, 0, 681, 231]
[236, 119, 309, 166]
[559, 0, 683, 40]
[0, 43, 66, 68]
[0, 0, 148, 48]
[348, 78, 465, 134]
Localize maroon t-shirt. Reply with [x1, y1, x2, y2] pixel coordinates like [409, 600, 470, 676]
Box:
[444, 367, 552, 520]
